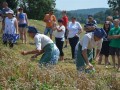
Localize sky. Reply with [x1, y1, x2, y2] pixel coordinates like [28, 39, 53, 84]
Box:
[55, 0, 109, 11]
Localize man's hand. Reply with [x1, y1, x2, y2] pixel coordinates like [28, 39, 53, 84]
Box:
[87, 62, 94, 69]
[21, 51, 28, 55]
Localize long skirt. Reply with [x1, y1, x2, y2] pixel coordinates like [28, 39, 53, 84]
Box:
[39, 43, 60, 65]
[75, 42, 94, 73]
[2, 33, 20, 43]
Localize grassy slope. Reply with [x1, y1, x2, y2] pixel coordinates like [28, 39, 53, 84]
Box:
[0, 20, 120, 90]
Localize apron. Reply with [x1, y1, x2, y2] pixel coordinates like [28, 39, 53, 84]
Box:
[39, 43, 59, 65]
[75, 42, 95, 73]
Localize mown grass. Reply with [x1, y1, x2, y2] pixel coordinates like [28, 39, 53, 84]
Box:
[0, 20, 120, 90]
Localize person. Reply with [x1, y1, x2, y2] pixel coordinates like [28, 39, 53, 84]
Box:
[1, 2, 11, 32]
[21, 26, 60, 66]
[17, 7, 28, 44]
[67, 17, 83, 59]
[98, 21, 111, 68]
[62, 10, 69, 48]
[75, 28, 106, 73]
[113, 11, 120, 20]
[2, 10, 19, 48]
[43, 10, 56, 39]
[106, 16, 114, 28]
[84, 15, 98, 59]
[108, 19, 120, 71]
[84, 15, 97, 33]
[53, 19, 65, 61]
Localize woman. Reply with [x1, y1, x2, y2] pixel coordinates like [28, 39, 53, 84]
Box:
[75, 28, 106, 73]
[2, 9, 18, 48]
[98, 21, 111, 67]
[21, 26, 60, 66]
[54, 19, 65, 61]
[17, 7, 28, 44]
[67, 17, 83, 59]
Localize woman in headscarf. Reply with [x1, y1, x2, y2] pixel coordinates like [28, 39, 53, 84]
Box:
[75, 28, 106, 73]
[21, 26, 60, 66]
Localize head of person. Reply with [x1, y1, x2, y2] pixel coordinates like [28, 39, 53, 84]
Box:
[88, 15, 94, 22]
[94, 28, 107, 41]
[113, 19, 120, 28]
[115, 10, 119, 15]
[58, 19, 63, 26]
[18, 7, 23, 13]
[49, 10, 54, 15]
[71, 17, 76, 23]
[106, 16, 113, 22]
[103, 21, 111, 30]
[27, 26, 39, 38]
[62, 10, 67, 16]
[6, 10, 14, 18]
[2, 2, 8, 8]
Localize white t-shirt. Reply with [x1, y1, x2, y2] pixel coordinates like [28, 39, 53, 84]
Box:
[4, 17, 17, 34]
[34, 33, 53, 50]
[55, 25, 65, 38]
[79, 32, 103, 50]
[67, 21, 82, 38]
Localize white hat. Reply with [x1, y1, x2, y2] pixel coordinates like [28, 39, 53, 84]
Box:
[6, 10, 14, 14]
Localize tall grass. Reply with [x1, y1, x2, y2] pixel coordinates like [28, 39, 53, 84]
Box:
[0, 20, 120, 90]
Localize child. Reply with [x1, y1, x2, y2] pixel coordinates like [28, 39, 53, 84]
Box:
[2, 10, 18, 48]
[108, 19, 120, 71]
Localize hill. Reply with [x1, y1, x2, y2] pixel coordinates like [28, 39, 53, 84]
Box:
[68, 8, 108, 15]
[0, 20, 120, 90]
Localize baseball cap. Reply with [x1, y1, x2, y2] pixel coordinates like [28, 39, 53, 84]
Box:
[6, 10, 14, 14]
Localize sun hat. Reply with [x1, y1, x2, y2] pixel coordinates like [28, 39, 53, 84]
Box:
[28, 26, 39, 33]
[94, 28, 107, 38]
[6, 10, 14, 14]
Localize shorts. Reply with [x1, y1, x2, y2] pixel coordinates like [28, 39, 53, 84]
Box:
[109, 46, 120, 56]
[44, 27, 53, 35]
[19, 24, 27, 28]
[64, 29, 68, 39]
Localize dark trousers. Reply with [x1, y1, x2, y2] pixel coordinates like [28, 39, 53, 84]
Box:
[55, 38, 64, 56]
[69, 36, 79, 59]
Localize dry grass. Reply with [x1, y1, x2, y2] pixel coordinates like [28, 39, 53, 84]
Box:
[0, 20, 120, 90]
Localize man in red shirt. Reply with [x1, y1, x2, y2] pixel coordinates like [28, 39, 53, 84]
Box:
[62, 10, 68, 48]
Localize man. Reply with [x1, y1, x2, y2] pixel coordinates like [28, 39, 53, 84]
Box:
[43, 10, 56, 39]
[113, 11, 120, 20]
[75, 28, 106, 73]
[108, 19, 120, 71]
[62, 10, 68, 48]
[84, 15, 97, 59]
[84, 15, 97, 33]
[1, 2, 11, 32]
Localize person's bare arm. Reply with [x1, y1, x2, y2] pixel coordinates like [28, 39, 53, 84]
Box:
[14, 19, 18, 34]
[21, 49, 42, 55]
[82, 49, 93, 69]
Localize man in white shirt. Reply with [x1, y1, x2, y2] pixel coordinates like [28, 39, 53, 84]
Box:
[75, 28, 106, 73]
[21, 26, 60, 65]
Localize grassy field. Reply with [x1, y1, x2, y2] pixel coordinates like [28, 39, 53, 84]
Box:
[0, 20, 120, 90]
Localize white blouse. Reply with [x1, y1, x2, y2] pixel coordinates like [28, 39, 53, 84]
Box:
[4, 17, 17, 34]
[55, 25, 65, 38]
[67, 21, 82, 38]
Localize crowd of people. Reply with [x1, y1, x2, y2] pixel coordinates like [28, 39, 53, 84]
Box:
[0, 2, 120, 73]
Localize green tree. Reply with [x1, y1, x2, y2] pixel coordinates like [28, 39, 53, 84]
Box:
[21, 0, 56, 20]
[108, 0, 120, 12]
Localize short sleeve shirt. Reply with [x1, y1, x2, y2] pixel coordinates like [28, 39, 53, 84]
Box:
[55, 25, 65, 38]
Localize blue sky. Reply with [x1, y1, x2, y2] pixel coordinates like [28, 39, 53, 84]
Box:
[55, 0, 109, 11]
